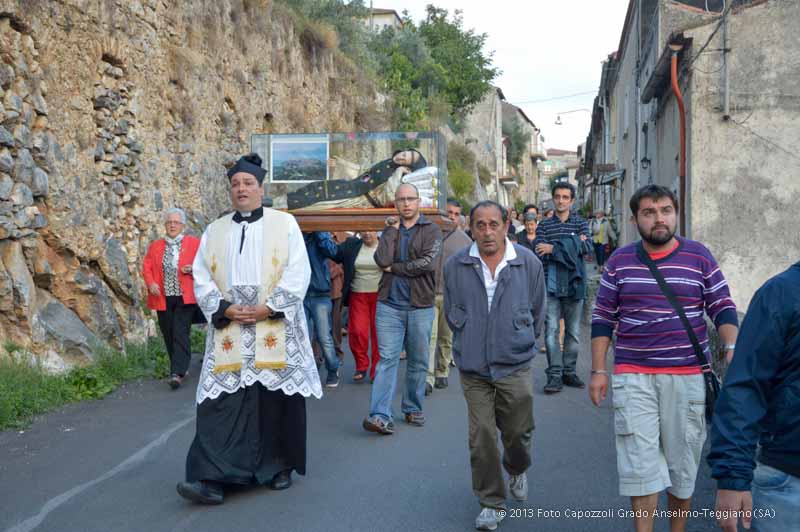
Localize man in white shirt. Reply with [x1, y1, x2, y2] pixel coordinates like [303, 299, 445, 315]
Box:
[444, 200, 546, 530]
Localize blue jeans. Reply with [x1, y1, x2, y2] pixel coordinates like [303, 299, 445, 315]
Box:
[751, 462, 800, 532]
[544, 297, 584, 378]
[304, 296, 340, 374]
[369, 302, 434, 422]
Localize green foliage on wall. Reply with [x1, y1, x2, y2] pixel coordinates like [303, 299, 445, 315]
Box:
[277, 1, 499, 129]
[478, 164, 493, 186]
[503, 115, 527, 170]
[0, 326, 210, 429]
[447, 164, 475, 203]
[446, 141, 476, 205]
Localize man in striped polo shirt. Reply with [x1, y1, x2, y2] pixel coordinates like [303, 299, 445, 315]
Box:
[589, 185, 739, 532]
[534, 182, 592, 393]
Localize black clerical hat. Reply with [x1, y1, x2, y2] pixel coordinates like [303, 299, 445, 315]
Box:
[227, 153, 267, 184]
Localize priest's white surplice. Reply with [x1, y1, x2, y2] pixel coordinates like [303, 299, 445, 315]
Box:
[192, 210, 322, 404]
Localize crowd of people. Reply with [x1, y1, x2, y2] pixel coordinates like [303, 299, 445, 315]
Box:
[142, 154, 797, 532]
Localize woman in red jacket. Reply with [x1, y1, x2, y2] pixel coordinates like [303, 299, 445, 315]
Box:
[142, 208, 200, 389]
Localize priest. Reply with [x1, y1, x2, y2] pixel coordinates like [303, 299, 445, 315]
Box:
[176, 153, 321, 505]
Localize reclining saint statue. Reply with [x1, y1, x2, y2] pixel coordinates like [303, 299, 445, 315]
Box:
[286, 149, 438, 210]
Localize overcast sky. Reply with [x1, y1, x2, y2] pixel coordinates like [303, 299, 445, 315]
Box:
[398, 0, 630, 151]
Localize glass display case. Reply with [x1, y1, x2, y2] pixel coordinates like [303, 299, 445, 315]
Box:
[250, 131, 451, 231]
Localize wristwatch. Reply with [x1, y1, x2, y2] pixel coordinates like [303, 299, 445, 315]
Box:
[723, 344, 736, 351]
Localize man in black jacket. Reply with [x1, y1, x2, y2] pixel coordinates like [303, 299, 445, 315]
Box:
[708, 261, 800, 532]
[362, 183, 442, 435]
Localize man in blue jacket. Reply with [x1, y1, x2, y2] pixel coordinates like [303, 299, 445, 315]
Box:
[708, 261, 800, 532]
[303, 231, 341, 388]
[444, 200, 546, 531]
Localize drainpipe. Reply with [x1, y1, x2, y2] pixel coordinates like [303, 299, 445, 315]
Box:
[722, 8, 730, 119]
[600, 94, 610, 214]
[669, 43, 687, 235]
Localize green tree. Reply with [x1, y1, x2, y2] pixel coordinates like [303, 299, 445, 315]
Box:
[418, 6, 500, 116]
[447, 164, 474, 201]
[277, 1, 500, 129]
[447, 141, 475, 203]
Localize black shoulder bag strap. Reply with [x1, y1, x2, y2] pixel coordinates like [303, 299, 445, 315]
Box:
[635, 242, 720, 422]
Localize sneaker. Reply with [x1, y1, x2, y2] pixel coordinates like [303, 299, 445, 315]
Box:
[404, 411, 426, 427]
[325, 371, 340, 388]
[434, 377, 448, 389]
[562, 374, 585, 389]
[509, 474, 528, 501]
[544, 376, 563, 394]
[362, 415, 394, 435]
[475, 507, 506, 531]
[399, 351, 407, 360]
[425, 382, 433, 396]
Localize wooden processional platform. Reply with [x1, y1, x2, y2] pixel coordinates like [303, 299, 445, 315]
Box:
[289, 208, 455, 232]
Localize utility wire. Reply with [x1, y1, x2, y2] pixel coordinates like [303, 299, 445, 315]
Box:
[686, 1, 733, 71]
[730, 120, 800, 162]
[730, 108, 754, 126]
[512, 90, 597, 105]
[693, 63, 725, 75]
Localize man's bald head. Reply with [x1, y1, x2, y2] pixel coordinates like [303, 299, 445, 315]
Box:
[394, 183, 421, 223]
[395, 183, 419, 198]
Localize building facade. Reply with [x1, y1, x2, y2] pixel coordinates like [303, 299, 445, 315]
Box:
[365, 8, 403, 32]
[582, 0, 799, 309]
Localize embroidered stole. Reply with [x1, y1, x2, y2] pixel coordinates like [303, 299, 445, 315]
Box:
[204, 210, 289, 374]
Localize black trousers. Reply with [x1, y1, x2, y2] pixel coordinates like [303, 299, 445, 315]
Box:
[157, 295, 194, 376]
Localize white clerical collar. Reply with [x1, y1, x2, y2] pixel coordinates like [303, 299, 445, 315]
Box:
[233, 207, 264, 223]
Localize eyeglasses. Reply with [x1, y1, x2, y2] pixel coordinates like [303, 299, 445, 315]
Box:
[395, 197, 419, 204]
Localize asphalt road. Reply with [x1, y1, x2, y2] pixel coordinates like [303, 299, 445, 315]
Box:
[1, 332, 721, 532]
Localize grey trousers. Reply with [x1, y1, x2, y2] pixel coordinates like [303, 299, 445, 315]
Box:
[460, 365, 535, 509]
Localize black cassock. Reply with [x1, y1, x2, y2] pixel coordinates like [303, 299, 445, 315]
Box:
[186, 383, 306, 485]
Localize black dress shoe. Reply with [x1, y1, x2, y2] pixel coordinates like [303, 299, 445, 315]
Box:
[543, 376, 563, 394]
[270, 469, 292, 490]
[562, 374, 585, 388]
[425, 382, 433, 396]
[176, 480, 224, 505]
[434, 377, 448, 389]
[168, 374, 182, 390]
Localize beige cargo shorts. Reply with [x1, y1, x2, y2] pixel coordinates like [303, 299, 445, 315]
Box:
[612, 372, 706, 499]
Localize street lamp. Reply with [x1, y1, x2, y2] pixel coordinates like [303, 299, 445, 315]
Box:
[554, 108, 591, 125]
